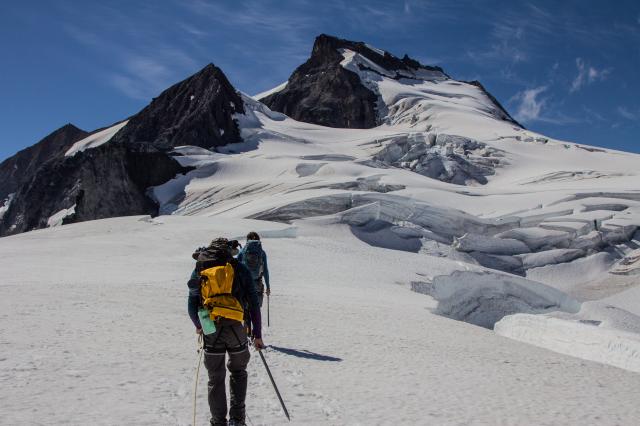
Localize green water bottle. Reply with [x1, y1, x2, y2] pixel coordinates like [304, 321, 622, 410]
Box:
[198, 308, 217, 335]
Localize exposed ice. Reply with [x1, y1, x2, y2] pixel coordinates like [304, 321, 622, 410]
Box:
[611, 247, 640, 275]
[373, 133, 501, 185]
[453, 232, 530, 255]
[412, 270, 580, 329]
[516, 249, 586, 269]
[496, 227, 572, 251]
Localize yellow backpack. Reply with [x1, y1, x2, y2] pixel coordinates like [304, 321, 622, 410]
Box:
[200, 263, 244, 322]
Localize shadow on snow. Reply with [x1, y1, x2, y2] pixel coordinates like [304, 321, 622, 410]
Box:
[267, 345, 343, 362]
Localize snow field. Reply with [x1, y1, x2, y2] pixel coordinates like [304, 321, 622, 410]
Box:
[4, 43, 640, 425]
[140, 93, 640, 385]
[495, 313, 640, 373]
[2, 216, 640, 425]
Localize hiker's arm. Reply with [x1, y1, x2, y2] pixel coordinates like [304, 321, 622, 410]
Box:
[250, 306, 262, 340]
[187, 270, 202, 329]
[262, 251, 270, 290]
[187, 293, 201, 329]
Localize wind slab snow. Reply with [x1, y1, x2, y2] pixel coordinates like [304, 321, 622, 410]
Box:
[2, 42, 640, 425]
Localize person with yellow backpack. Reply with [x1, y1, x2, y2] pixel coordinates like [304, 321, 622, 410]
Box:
[187, 237, 264, 426]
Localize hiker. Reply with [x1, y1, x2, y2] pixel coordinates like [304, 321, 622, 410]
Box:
[187, 238, 265, 426]
[237, 231, 270, 308]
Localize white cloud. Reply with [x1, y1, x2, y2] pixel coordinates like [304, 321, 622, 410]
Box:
[512, 86, 547, 122]
[179, 22, 208, 37]
[510, 86, 581, 125]
[570, 58, 612, 93]
[617, 107, 639, 121]
[107, 74, 148, 100]
[466, 41, 528, 64]
[582, 106, 606, 122]
[63, 18, 201, 101]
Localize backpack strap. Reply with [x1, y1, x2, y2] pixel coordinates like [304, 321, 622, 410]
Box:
[203, 324, 224, 353]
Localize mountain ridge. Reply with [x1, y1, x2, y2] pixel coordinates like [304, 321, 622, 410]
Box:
[0, 62, 243, 236]
[0, 34, 633, 240]
[260, 34, 520, 130]
[0, 123, 89, 200]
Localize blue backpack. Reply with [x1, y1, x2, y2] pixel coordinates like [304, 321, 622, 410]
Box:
[243, 241, 264, 280]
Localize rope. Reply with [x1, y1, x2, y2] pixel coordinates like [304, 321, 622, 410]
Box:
[193, 333, 204, 426]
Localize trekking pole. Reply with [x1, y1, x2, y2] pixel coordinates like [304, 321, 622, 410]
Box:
[258, 350, 290, 421]
[193, 334, 204, 426]
[267, 294, 270, 327]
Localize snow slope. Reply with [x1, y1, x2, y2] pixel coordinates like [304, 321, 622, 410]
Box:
[252, 81, 288, 101]
[2, 216, 640, 425]
[64, 120, 129, 157]
[145, 90, 640, 380]
[3, 45, 640, 425]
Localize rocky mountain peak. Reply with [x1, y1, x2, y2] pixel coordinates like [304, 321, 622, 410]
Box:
[261, 34, 520, 131]
[310, 34, 445, 75]
[0, 63, 249, 237]
[0, 123, 89, 200]
[260, 34, 453, 129]
[110, 63, 244, 151]
[260, 35, 380, 129]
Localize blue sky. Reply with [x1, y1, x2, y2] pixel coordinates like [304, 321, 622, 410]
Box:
[1, 0, 639, 161]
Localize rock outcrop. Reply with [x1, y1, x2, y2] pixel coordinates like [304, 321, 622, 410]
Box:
[260, 35, 379, 129]
[261, 34, 523, 134]
[0, 124, 89, 200]
[0, 63, 244, 236]
[113, 64, 244, 150]
[260, 34, 446, 129]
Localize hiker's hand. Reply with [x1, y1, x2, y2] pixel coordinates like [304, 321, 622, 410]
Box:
[266, 288, 271, 296]
[196, 328, 203, 335]
[254, 338, 266, 350]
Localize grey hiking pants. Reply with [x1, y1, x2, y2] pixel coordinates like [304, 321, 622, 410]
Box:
[203, 318, 250, 426]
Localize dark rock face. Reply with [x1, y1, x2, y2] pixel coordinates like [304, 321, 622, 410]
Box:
[0, 142, 187, 236]
[0, 124, 89, 200]
[303, 34, 445, 76]
[0, 63, 241, 237]
[113, 64, 244, 151]
[262, 34, 521, 132]
[261, 35, 378, 129]
[261, 34, 447, 129]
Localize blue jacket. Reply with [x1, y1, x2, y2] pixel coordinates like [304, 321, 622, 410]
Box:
[237, 241, 270, 289]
